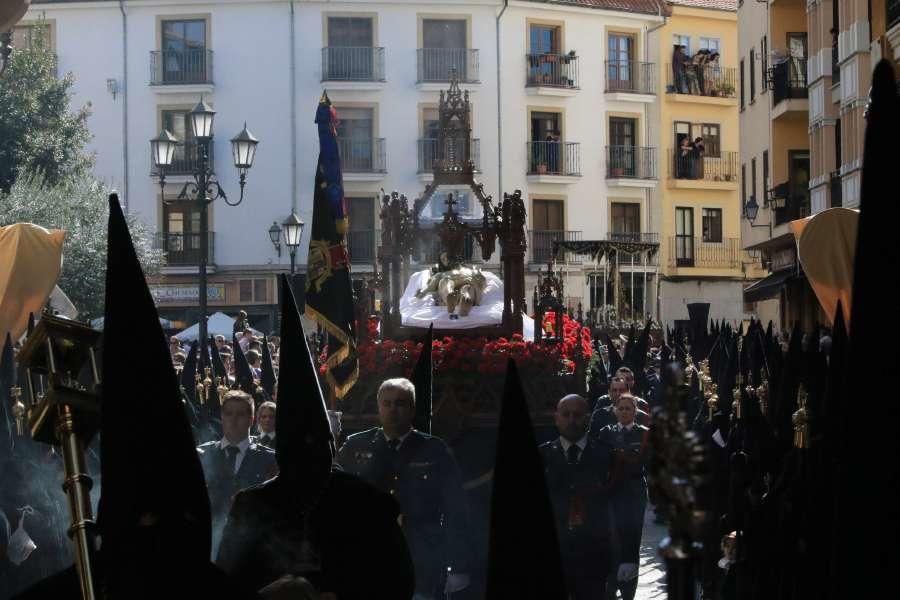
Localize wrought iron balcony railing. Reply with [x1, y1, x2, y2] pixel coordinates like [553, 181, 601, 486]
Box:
[337, 138, 386, 173]
[829, 171, 842, 208]
[529, 230, 582, 265]
[666, 63, 737, 98]
[417, 48, 479, 83]
[417, 138, 480, 173]
[348, 229, 377, 264]
[527, 141, 581, 176]
[150, 49, 213, 85]
[150, 140, 213, 176]
[771, 58, 808, 105]
[606, 146, 657, 179]
[154, 232, 215, 266]
[668, 149, 739, 183]
[526, 53, 580, 89]
[773, 188, 811, 225]
[605, 61, 656, 94]
[321, 47, 385, 82]
[669, 237, 742, 269]
[606, 232, 660, 244]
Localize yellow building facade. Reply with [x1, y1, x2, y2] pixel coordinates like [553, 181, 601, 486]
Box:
[650, 0, 760, 327]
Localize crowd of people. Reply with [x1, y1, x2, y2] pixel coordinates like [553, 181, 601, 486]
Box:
[671, 45, 725, 96]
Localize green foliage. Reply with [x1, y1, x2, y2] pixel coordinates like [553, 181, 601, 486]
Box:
[0, 22, 93, 194]
[0, 173, 164, 320]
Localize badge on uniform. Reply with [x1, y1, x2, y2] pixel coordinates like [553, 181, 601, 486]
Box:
[354, 451, 373, 461]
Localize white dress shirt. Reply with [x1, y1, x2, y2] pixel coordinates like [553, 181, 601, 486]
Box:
[220, 437, 250, 473]
[559, 434, 588, 462]
[383, 428, 413, 450]
[257, 430, 276, 444]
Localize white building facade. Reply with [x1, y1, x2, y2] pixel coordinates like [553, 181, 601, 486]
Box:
[23, 0, 666, 330]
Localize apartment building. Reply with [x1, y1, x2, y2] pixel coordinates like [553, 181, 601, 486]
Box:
[648, 0, 759, 328]
[737, 0, 819, 331]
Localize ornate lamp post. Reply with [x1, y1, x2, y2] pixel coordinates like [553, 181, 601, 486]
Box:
[151, 97, 258, 345]
[281, 211, 305, 274]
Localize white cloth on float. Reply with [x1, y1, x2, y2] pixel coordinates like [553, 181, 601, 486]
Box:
[399, 268, 534, 338]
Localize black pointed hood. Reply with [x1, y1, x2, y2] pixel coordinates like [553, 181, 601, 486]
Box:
[180, 340, 199, 402]
[231, 334, 256, 395]
[275, 274, 334, 486]
[606, 334, 624, 376]
[98, 194, 211, 562]
[261, 335, 277, 398]
[0, 333, 15, 454]
[209, 336, 227, 380]
[486, 358, 567, 599]
[412, 324, 434, 434]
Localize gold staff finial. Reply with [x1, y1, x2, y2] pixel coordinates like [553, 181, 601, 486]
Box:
[793, 384, 809, 449]
[11, 386, 26, 436]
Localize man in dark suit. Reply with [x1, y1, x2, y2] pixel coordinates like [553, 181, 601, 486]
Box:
[595, 394, 649, 600]
[539, 394, 616, 599]
[591, 374, 651, 435]
[337, 377, 471, 599]
[198, 390, 276, 545]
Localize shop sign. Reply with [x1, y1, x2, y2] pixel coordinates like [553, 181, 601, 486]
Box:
[150, 284, 226, 305]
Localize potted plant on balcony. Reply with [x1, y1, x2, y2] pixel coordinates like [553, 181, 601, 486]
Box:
[716, 81, 735, 97]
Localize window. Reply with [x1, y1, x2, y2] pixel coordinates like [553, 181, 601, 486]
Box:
[700, 124, 721, 157]
[530, 111, 563, 173]
[530, 24, 560, 54]
[751, 157, 757, 203]
[532, 199, 564, 263]
[161, 109, 197, 172]
[253, 280, 267, 302]
[700, 37, 720, 54]
[762, 150, 769, 194]
[761, 36, 768, 94]
[239, 280, 253, 303]
[326, 17, 375, 80]
[610, 203, 640, 240]
[335, 107, 375, 171]
[161, 19, 207, 84]
[421, 19, 468, 81]
[348, 197, 376, 263]
[12, 23, 51, 50]
[740, 59, 745, 110]
[429, 190, 472, 219]
[673, 34, 691, 54]
[607, 33, 635, 91]
[742, 163, 747, 206]
[609, 117, 637, 176]
[749, 48, 756, 101]
[675, 207, 694, 265]
[834, 119, 842, 168]
[702, 208, 723, 243]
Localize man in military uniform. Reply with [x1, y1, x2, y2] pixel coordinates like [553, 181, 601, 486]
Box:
[539, 394, 615, 599]
[337, 378, 471, 599]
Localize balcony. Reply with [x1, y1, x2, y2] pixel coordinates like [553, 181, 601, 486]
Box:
[321, 47, 385, 87]
[154, 232, 214, 267]
[829, 171, 842, 208]
[416, 48, 479, 85]
[526, 141, 581, 182]
[605, 61, 656, 98]
[667, 150, 739, 189]
[526, 53, 579, 96]
[150, 140, 212, 177]
[417, 138, 481, 175]
[771, 59, 808, 118]
[337, 138, 386, 180]
[348, 229, 377, 265]
[772, 185, 811, 226]
[668, 237, 742, 270]
[605, 232, 660, 267]
[665, 63, 737, 105]
[529, 230, 583, 265]
[150, 49, 213, 91]
[606, 146, 657, 187]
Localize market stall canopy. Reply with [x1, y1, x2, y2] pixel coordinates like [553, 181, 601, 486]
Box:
[174, 311, 262, 342]
[793, 208, 858, 327]
[0, 223, 65, 340]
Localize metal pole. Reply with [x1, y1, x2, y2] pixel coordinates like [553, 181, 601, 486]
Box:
[57, 405, 97, 600]
[290, 249, 296, 275]
[198, 141, 210, 346]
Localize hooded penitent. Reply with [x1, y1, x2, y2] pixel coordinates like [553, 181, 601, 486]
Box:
[411, 324, 434, 434]
[274, 273, 334, 490]
[98, 194, 212, 581]
[261, 335, 277, 398]
[180, 340, 199, 403]
[485, 358, 567, 599]
[231, 334, 255, 395]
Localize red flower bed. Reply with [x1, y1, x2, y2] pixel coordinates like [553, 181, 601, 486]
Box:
[322, 314, 593, 378]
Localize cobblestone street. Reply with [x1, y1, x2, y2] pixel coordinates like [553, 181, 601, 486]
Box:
[636, 510, 667, 599]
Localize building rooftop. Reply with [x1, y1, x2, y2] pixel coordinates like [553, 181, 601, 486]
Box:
[527, 0, 669, 17]
[668, 0, 738, 12]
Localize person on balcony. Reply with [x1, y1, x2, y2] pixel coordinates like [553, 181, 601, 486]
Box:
[704, 52, 721, 95]
[672, 45, 689, 93]
[678, 137, 695, 179]
[692, 137, 706, 179]
[546, 131, 560, 174]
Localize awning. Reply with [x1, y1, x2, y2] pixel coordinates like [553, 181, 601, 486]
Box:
[743, 269, 797, 303]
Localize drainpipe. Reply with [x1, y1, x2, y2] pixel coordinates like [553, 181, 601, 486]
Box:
[119, 0, 129, 212]
[290, 1, 297, 212]
[644, 3, 667, 322]
[496, 0, 509, 202]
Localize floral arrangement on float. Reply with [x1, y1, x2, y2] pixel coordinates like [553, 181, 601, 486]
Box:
[320, 313, 593, 379]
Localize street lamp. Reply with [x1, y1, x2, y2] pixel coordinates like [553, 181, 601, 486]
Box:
[282, 211, 305, 274]
[268, 221, 282, 257]
[742, 196, 760, 223]
[150, 97, 259, 346]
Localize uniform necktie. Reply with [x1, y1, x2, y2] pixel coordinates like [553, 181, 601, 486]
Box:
[387, 439, 401, 452]
[225, 445, 240, 474]
[567, 445, 579, 465]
